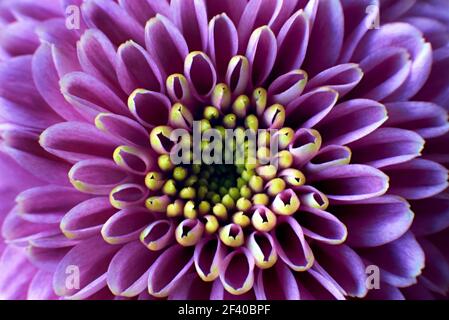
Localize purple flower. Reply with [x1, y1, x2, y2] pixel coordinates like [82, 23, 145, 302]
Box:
[0, 0, 449, 300]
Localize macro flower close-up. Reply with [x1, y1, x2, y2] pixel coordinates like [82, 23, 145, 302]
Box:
[0, 0, 449, 301]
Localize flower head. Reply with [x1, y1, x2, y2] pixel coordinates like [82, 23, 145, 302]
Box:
[0, 0, 449, 300]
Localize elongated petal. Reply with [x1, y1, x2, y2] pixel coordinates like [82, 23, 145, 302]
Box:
[208, 13, 238, 80]
[194, 236, 225, 282]
[315, 99, 388, 146]
[272, 216, 314, 271]
[385, 101, 449, 139]
[411, 193, 449, 236]
[306, 145, 352, 173]
[285, 88, 338, 128]
[268, 70, 308, 106]
[69, 159, 130, 195]
[219, 248, 255, 295]
[349, 128, 425, 168]
[116, 41, 163, 95]
[107, 241, 160, 297]
[333, 195, 414, 247]
[309, 164, 389, 201]
[119, 0, 171, 25]
[40, 122, 120, 162]
[254, 261, 300, 300]
[102, 207, 154, 245]
[184, 52, 217, 100]
[28, 271, 59, 300]
[60, 197, 116, 240]
[128, 89, 171, 129]
[305, 63, 363, 97]
[357, 231, 425, 288]
[246, 26, 277, 86]
[148, 244, 194, 297]
[145, 14, 189, 77]
[384, 159, 449, 200]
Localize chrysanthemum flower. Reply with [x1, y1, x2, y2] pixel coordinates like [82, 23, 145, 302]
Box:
[0, 0, 449, 300]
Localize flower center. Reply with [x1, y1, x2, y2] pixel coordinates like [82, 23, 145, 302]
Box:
[142, 84, 310, 252]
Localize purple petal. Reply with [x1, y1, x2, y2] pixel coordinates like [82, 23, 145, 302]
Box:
[305, 63, 363, 97]
[418, 239, 449, 295]
[82, 0, 144, 46]
[309, 164, 389, 201]
[28, 271, 58, 300]
[313, 243, 367, 298]
[295, 267, 345, 300]
[219, 248, 255, 296]
[171, 0, 208, 51]
[411, 193, 449, 236]
[315, 99, 387, 146]
[305, 145, 352, 173]
[40, 122, 120, 162]
[333, 195, 414, 247]
[254, 261, 300, 300]
[169, 273, 213, 300]
[208, 13, 238, 80]
[273, 9, 309, 77]
[268, 70, 308, 106]
[107, 240, 160, 297]
[385, 101, 449, 139]
[245, 26, 277, 86]
[349, 128, 425, 168]
[128, 90, 171, 128]
[102, 207, 154, 245]
[382, 159, 448, 200]
[184, 52, 217, 100]
[147, 244, 194, 297]
[16, 186, 90, 224]
[116, 40, 163, 95]
[194, 236, 225, 282]
[53, 236, 120, 298]
[272, 216, 314, 271]
[145, 14, 189, 77]
[0, 20, 39, 56]
[357, 231, 425, 287]
[118, 0, 171, 25]
[60, 197, 116, 240]
[69, 159, 131, 195]
[205, 0, 247, 26]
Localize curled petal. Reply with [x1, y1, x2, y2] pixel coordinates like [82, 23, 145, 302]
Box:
[225, 55, 250, 96]
[247, 231, 277, 269]
[289, 128, 322, 168]
[145, 14, 189, 77]
[102, 207, 154, 245]
[175, 219, 204, 247]
[166, 73, 194, 108]
[309, 164, 389, 201]
[210, 279, 256, 300]
[148, 244, 194, 297]
[295, 267, 345, 300]
[349, 128, 425, 168]
[385, 101, 449, 139]
[333, 195, 414, 247]
[297, 207, 347, 245]
[268, 70, 308, 106]
[116, 40, 163, 95]
[69, 159, 130, 195]
[418, 239, 449, 295]
[171, 0, 208, 51]
[208, 13, 238, 80]
[95, 113, 150, 148]
[128, 89, 171, 129]
[113, 145, 154, 175]
[315, 99, 388, 146]
[194, 236, 225, 282]
[184, 51, 217, 100]
[285, 88, 338, 129]
[254, 261, 300, 300]
[306, 145, 352, 173]
[109, 183, 149, 209]
[140, 220, 174, 251]
[60, 197, 115, 240]
[305, 63, 363, 97]
[246, 26, 277, 86]
[295, 185, 329, 211]
[107, 241, 161, 297]
[219, 248, 255, 296]
[382, 159, 448, 200]
[169, 273, 214, 300]
[272, 216, 314, 272]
